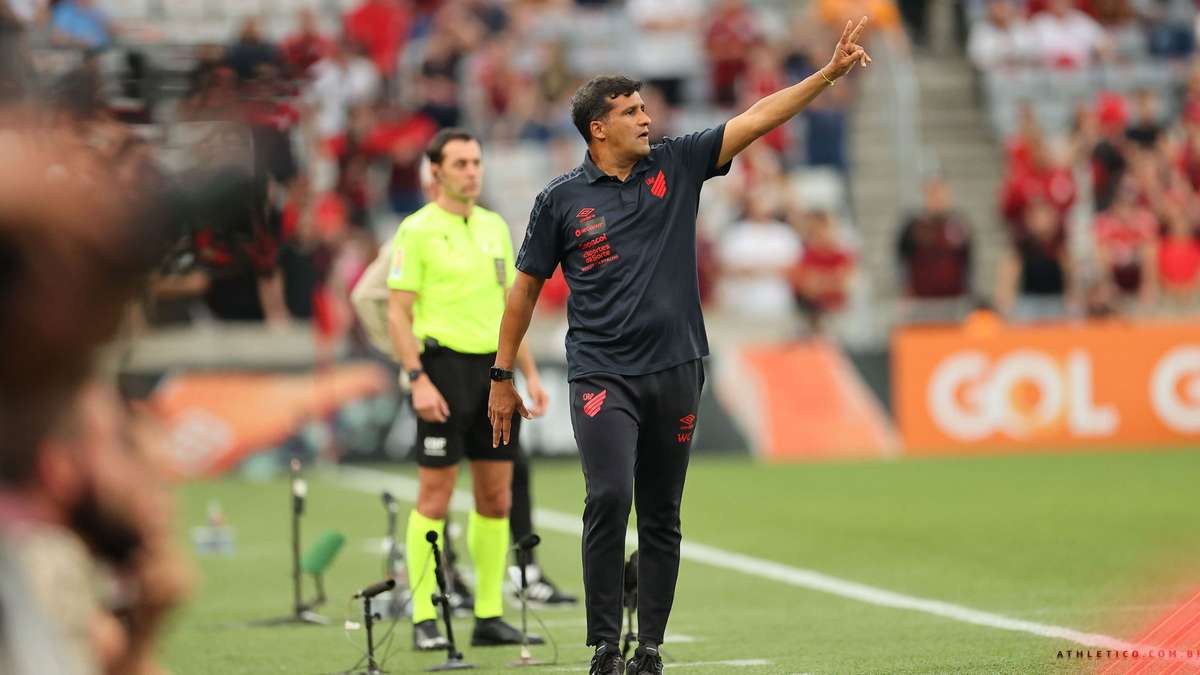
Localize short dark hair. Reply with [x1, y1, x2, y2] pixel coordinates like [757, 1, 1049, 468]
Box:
[425, 128, 478, 165]
[570, 75, 643, 143]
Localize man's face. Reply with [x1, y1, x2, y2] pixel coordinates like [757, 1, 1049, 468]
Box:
[596, 92, 652, 159]
[434, 139, 483, 203]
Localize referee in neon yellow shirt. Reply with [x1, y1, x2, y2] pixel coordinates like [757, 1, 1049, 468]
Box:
[387, 128, 549, 650]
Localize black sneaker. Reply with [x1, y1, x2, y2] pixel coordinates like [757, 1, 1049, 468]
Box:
[625, 644, 664, 675]
[470, 616, 544, 647]
[412, 619, 449, 651]
[508, 565, 579, 606]
[589, 642, 625, 675]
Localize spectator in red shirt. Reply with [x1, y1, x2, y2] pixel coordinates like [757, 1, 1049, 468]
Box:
[1156, 197, 1200, 299]
[1094, 176, 1158, 301]
[898, 177, 974, 299]
[281, 8, 332, 77]
[1006, 102, 1044, 174]
[1000, 133, 1076, 238]
[704, 0, 759, 107]
[344, 0, 410, 79]
[789, 208, 854, 333]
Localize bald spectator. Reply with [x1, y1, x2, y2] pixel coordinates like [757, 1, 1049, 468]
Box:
[898, 178, 974, 300]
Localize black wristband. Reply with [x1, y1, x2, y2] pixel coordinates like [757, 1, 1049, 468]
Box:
[489, 367, 514, 382]
[407, 368, 425, 383]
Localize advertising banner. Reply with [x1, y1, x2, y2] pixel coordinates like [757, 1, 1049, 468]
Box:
[893, 320, 1200, 454]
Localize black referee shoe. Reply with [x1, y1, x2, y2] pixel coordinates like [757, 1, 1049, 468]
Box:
[625, 644, 664, 674]
[470, 616, 544, 647]
[589, 642, 625, 675]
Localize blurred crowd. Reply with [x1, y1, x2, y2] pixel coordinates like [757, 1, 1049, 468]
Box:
[892, 0, 1200, 323]
[2, 0, 927, 340]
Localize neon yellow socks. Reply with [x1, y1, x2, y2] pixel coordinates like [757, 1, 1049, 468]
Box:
[406, 509, 445, 623]
[467, 511, 509, 620]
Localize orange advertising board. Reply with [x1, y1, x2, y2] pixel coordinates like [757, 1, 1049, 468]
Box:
[149, 363, 390, 479]
[741, 342, 898, 461]
[893, 319, 1200, 454]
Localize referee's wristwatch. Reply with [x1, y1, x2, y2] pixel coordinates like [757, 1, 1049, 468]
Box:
[406, 368, 426, 383]
[489, 367, 514, 382]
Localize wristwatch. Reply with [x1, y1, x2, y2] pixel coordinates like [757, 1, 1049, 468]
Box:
[489, 367, 514, 382]
[406, 368, 425, 383]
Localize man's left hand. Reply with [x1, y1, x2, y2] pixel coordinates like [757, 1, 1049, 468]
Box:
[822, 16, 872, 82]
[489, 380, 531, 447]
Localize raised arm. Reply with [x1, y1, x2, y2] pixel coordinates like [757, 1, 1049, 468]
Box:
[718, 16, 872, 167]
[489, 271, 547, 446]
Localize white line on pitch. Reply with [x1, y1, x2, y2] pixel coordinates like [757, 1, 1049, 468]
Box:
[544, 658, 771, 672]
[329, 465, 1142, 653]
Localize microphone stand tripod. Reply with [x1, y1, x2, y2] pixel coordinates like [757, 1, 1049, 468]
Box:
[358, 594, 384, 675]
[253, 459, 328, 626]
[381, 492, 409, 619]
[426, 531, 474, 672]
[344, 579, 396, 675]
[511, 536, 544, 667]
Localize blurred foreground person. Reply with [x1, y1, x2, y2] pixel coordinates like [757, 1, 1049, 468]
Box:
[0, 382, 189, 675]
[0, 113, 186, 674]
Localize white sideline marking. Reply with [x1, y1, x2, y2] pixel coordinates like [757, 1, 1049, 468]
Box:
[329, 466, 1141, 652]
[545, 658, 771, 672]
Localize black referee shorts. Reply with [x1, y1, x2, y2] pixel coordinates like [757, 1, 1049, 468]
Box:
[414, 343, 520, 468]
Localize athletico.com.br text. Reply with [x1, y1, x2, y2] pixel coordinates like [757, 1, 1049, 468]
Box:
[1056, 648, 1200, 660]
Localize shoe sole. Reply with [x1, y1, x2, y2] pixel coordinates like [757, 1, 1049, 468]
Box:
[470, 636, 546, 647]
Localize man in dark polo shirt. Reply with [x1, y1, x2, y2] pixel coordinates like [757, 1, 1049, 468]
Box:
[488, 18, 872, 675]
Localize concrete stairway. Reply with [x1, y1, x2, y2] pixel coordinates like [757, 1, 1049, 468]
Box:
[847, 4, 1006, 335]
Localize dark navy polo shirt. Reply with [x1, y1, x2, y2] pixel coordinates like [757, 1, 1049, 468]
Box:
[516, 124, 731, 380]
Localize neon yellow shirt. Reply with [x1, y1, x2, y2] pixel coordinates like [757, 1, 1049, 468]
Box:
[387, 202, 515, 355]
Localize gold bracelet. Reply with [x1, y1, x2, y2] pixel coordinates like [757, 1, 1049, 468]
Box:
[820, 69, 836, 87]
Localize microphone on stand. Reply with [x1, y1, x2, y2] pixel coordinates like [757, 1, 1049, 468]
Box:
[353, 578, 396, 600]
[351, 577, 395, 674]
[511, 534, 540, 566]
[291, 458, 307, 517]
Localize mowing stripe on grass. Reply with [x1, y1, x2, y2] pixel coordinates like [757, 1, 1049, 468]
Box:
[331, 465, 1139, 653]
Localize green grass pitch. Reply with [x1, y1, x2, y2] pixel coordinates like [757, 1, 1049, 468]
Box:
[161, 449, 1200, 674]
